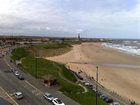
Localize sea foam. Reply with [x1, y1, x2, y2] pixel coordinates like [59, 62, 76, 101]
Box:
[102, 42, 140, 56]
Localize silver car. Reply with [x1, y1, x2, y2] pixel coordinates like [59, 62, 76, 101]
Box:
[43, 92, 54, 102]
[14, 92, 23, 99]
[14, 71, 20, 76]
[110, 102, 120, 105]
[52, 98, 65, 105]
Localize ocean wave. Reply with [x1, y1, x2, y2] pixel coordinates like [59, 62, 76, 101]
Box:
[102, 43, 140, 56]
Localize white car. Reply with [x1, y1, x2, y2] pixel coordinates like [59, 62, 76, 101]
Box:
[14, 71, 20, 76]
[84, 82, 90, 86]
[110, 102, 120, 105]
[14, 92, 23, 99]
[52, 98, 65, 105]
[43, 92, 54, 102]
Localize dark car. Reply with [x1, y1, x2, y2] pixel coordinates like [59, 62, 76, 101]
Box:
[105, 98, 113, 103]
[100, 95, 108, 101]
[97, 91, 102, 96]
[17, 75, 24, 80]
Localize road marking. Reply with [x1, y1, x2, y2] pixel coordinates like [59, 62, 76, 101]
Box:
[32, 90, 42, 96]
[0, 87, 19, 105]
[25, 80, 43, 95]
[4, 57, 12, 69]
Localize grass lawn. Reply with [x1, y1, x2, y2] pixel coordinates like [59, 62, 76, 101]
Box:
[27, 43, 72, 57]
[11, 45, 108, 105]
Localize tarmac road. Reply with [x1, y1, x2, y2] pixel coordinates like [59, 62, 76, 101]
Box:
[0, 46, 80, 105]
[0, 58, 50, 105]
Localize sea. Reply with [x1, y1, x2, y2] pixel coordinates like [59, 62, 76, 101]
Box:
[102, 39, 140, 56]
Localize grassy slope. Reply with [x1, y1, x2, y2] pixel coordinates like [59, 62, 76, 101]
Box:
[11, 44, 107, 105]
[27, 43, 72, 57]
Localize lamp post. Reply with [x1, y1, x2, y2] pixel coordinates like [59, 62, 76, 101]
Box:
[35, 56, 38, 78]
[34, 47, 38, 79]
[96, 66, 99, 105]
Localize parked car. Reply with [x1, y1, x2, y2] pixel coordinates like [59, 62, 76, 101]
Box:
[43, 92, 54, 102]
[52, 98, 65, 105]
[14, 92, 23, 99]
[14, 71, 20, 76]
[92, 88, 97, 92]
[97, 91, 102, 96]
[17, 75, 24, 80]
[105, 98, 113, 103]
[84, 82, 90, 86]
[100, 94, 108, 101]
[110, 102, 120, 105]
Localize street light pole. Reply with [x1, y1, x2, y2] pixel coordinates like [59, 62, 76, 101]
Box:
[96, 66, 99, 105]
[35, 56, 37, 78]
[35, 49, 39, 79]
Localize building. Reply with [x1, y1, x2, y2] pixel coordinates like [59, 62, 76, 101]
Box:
[42, 75, 57, 87]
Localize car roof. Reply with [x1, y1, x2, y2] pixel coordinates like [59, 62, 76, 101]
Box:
[15, 92, 22, 95]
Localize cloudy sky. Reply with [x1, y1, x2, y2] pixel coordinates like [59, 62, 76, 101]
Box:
[0, 0, 140, 38]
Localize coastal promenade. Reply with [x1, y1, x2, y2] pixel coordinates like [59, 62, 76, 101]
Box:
[47, 42, 140, 104]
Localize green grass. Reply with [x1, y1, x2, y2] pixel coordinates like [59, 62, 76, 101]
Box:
[57, 64, 77, 83]
[11, 47, 30, 61]
[27, 43, 72, 57]
[65, 89, 107, 105]
[11, 46, 108, 105]
[36, 43, 72, 49]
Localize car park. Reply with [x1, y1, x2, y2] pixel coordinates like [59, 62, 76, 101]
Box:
[14, 92, 23, 99]
[43, 92, 54, 102]
[52, 98, 65, 105]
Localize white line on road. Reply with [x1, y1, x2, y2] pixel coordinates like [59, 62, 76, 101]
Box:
[25, 80, 43, 94]
[0, 86, 19, 105]
[4, 57, 12, 69]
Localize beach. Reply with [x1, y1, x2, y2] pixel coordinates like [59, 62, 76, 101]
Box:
[46, 42, 140, 104]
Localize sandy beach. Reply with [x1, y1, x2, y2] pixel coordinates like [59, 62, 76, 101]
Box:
[46, 42, 140, 104]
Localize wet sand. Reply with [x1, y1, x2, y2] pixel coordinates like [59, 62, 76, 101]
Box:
[46, 42, 140, 104]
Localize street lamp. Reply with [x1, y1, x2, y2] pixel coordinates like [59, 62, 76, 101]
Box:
[34, 46, 38, 79]
[35, 48, 41, 78]
[96, 66, 99, 105]
[35, 55, 38, 78]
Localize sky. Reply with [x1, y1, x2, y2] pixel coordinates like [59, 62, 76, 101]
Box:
[0, 0, 140, 39]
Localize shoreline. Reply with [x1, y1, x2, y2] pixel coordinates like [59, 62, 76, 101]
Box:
[46, 42, 140, 104]
[102, 43, 140, 59]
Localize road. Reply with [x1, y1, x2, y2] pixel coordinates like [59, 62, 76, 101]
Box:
[0, 46, 80, 105]
[0, 57, 50, 105]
